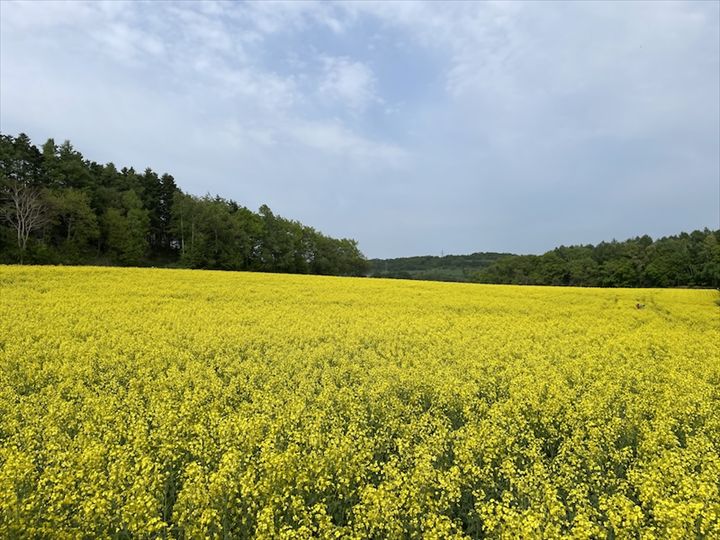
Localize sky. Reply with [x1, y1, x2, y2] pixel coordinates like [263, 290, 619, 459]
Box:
[1, 0, 718, 259]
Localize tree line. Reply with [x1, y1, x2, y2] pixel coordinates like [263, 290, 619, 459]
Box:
[3, 132, 716, 288]
[371, 230, 720, 288]
[0, 133, 368, 275]
[369, 252, 511, 282]
[473, 230, 719, 288]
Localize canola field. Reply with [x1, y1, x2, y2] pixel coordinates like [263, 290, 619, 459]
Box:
[0, 265, 719, 539]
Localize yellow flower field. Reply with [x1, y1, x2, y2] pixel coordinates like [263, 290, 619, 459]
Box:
[0, 265, 718, 539]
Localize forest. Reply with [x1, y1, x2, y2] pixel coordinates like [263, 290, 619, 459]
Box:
[0, 133, 368, 276]
[371, 230, 720, 288]
[473, 231, 720, 288]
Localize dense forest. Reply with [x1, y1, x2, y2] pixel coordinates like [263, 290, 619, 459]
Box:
[0, 133, 368, 275]
[371, 230, 720, 288]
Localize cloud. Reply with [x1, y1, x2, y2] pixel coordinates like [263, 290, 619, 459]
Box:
[1, 0, 717, 258]
[287, 119, 406, 165]
[318, 56, 380, 112]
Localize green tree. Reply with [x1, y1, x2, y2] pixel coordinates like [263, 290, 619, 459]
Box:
[1, 131, 370, 276]
[104, 191, 149, 265]
[0, 134, 49, 263]
[43, 139, 93, 190]
[170, 191, 201, 263]
[45, 188, 99, 261]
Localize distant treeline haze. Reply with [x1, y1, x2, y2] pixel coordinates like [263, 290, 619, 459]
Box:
[0, 133, 368, 275]
[2, 132, 717, 288]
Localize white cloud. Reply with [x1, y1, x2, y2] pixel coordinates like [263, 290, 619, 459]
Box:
[1, 0, 717, 257]
[287, 119, 406, 165]
[224, 1, 347, 37]
[318, 57, 380, 112]
[90, 22, 167, 65]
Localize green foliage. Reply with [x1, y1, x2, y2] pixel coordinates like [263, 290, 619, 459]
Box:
[0, 133, 44, 187]
[42, 139, 94, 190]
[372, 232, 719, 288]
[474, 231, 720, 288]
[0, 132, 368, 276]
[44, 188, 99, 262]
[169, 196, 367, 276]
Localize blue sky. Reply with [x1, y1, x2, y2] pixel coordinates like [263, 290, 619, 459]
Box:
[1, 0, 718, 258]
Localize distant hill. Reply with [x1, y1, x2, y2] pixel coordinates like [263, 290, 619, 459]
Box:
[369, 252, 513, 282]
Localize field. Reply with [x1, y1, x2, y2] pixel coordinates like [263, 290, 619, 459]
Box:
[0, 266, 718, 539]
